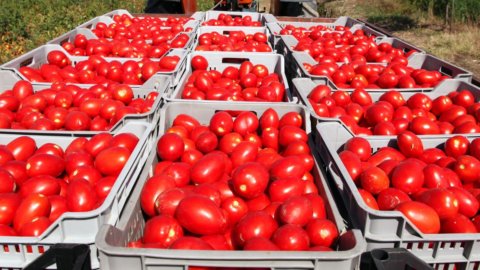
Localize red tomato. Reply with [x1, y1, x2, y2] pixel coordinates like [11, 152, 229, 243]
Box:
[221, 196, 248, 226]
[19, 175, 60, 198]
[155, 188, 188, 216]
[95, 146, 131, 176]
[448, 187, 479, 218]
[452, 155, 480, 183]
[268, 178, 305, 202]
[358, 189, 379, 210]
[143, 215, 184, 247]
[423, 164, 449, 188]
[360, 167, 389, 195]
[397, 131, 423, 157]
[175, 195, 227, 235]
[140, 174, 176, 217]
[66, 179, 98, 212]
[25, 154, 65, 178]
[233, 211, 278, 247]
[343, 137, 371, 161]
[191, 56, 209, 70]
[306, 218, 338, 247]
[376, 188, 411, 210]
[391, 160, 424, 194]
[270, 156, 306, 180]
[395, 201, 440, 234]
[157, 133, 184, 161]
[190, 153, 225, 184]
[233, 111, 259, 136]
[19, 216, 51, 236]
[279, 125, 307, 146]
[209, 111, 234, 136]
[232, 162, 269, 199]
[418, 188, 459, 219]
[441, 213, 477, 233]
[444, 136, 470, 158]
[259, 108, 279, 129]
[13, 193, 51, 231]
[7, 136, 37, 161]
[243, 237, 279, 251]
[271, 224, 309, 251]
[0, 193, 21, 225]
[339, 151, 362, 182]
[278, 196, 313, 226]
[170, 236, 213, 250]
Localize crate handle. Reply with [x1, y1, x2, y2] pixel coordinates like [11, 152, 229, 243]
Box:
[327, 162, 344, 191]
[439, 66, 454, 77]
[24, 244, 91, 270]
[221, 58, 250, 64]
[20, 57, 34, 67]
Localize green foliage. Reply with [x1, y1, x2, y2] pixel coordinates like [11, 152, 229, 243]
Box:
[0, 0, 144, 63]
[409, 0, 480, 24]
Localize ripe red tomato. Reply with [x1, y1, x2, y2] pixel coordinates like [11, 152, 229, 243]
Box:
[417, 188, 459, 219]
[395, 201, 440, 234]
[243, 237, 279, 250]
[360, 167, 389, 195]
[26, 154, 65, 177]
[13, 193, 51, 231]
[157, 133, 184, 161]
[391, 160, 424, 194]
[0, 193, 21, 225]
[95, 146, 131, 176]
[343, 137, 371, 161]
[232, 162, 269, 199]
[140, 174, 176, 217]
[397, 131, 423, 157]
[233, 211, 278, 247]
[278, 196, 313, 226]
[170, 236, 213, 250]
[306, 218, 338, 247]
[190, 153, 225, 184]
[191, 55, 208, 70]
[441, 213, 477, 233]
[7, 136, 36, 161]
[339, 151, 362, 182]
[66, 179, 98, 212]
[268, 178, 305, 202]
[444, 136, 470, 158]
[143, 215, 184, 247]
[376, 188, 411, 210]
[271, 224, 309, 251]
[175, 195, 227, 235]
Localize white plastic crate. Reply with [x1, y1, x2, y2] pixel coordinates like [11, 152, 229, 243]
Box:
[201, 10, 276, 26]
[95, 101, 366, 270]
[0, 69, 169, 137]
[291, 77, 480, 132]
[0, 120, 154, 269]
[193, 26, 274, 53]
[0, 44, 184, 92]
[291, 51, 473, 91]
[316, 121, 480, 269]
[167, 51, 294, 103]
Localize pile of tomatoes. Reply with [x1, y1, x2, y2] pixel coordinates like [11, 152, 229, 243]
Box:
[339, 132, 480, 234]
[307, 84, 480, 135]
[134, 108, 340, 251]
[60, 32, 191, 59]
[91, 14, 195, 39]
[0, 132, 138, 237]
[181, 55, 286, 102]
[0, 80, 159, 131]
[202, 14, 262, 27]
[195, 31, 271, 52]
[304, 61, 448, 89]
[19, 50, 179, 84]
[279, 24, 350, 35]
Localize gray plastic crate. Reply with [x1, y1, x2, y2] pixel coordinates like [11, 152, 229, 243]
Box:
[292, 77, 480, 134]
[272, 16, 364, 31]
[95, 101, 366, 270]
[0, 120, 154, 269]
[47, 28, 99, 46]
[0, 44, 184, 91]
[316, 121, 480, 269]
[167, 51, 294, 102]
[279, 36, 425, 70]
[201, 10, 275, 26]
[291, 51, 473, 91]
[193, 26, 274, 53]
[0, 69, 169, 137]
[77, 16, 115, 30]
